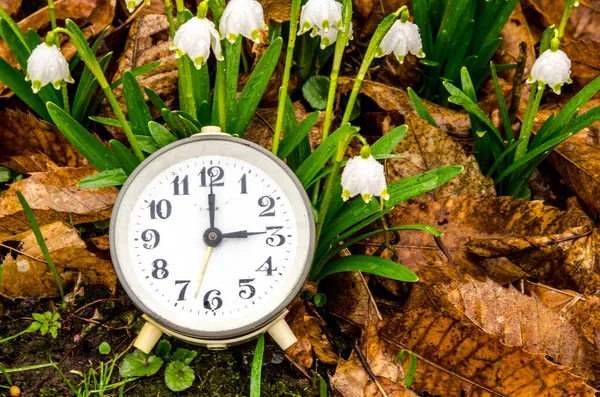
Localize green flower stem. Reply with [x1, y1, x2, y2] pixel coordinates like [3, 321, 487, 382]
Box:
[315, 130, 355, 241]
[341, 7, 404, 125]
[3, 363, 56, 373]
[558, 0, 577, 40]
[215, 60, 227, 130]
[163, 0, 176, 36]
[271, 0, 302, 156]
[322, 0, 352, 142]
[48, 0, 70, 113]
[514, 82, 545, 162]
[54, 25, 144, 161]
[175, 0, 185, 13]
[0, 329, 31, 344]
[175, 2, 197, 119]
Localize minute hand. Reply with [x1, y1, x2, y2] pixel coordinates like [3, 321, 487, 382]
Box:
[222, 230, 267, 239]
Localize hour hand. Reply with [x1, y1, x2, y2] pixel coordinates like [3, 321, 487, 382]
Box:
[208, 187, 216, 228]
[222, 230, 267, 239]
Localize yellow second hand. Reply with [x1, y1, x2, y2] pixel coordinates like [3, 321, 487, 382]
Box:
[194, 246, 213, 298]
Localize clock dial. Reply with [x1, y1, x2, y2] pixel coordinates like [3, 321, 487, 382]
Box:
[111, 136, 314, 339]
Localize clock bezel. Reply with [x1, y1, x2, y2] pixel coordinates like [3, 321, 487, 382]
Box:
[109, 134, 315, 340]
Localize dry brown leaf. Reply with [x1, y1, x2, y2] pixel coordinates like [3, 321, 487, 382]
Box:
[0, 109, 87, 167]
[259, 0, 291, 23]
[353, 0, 410, 39]
[0, 166, 118, 241]
[286, 299, 337, 372]
[0, 221, 117, 299]
[331, 316, 415, 397]
[436, 277, 598, 379]
[525, 0, 600, 42]
[352, 0, 375, 19]
[0, 153, 59, 174]
[338, 78, 472, 138]
[561, 40, 600, 91]
[366, 196, 600, 293]
[386, 116, 495, 200]
[380, 307, 598, 397]
[0, 0, 21, 16]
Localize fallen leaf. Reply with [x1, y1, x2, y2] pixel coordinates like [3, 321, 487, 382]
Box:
[525, 0, 600, 42]
[259, 0, 291, 23]
[560, 40, 600, 90]
[0, 153, 59, 174]
[0, 0, 21, 16]
[338, 78, 472, 138]
[0, 166, 118, 241]
[352, 0, 374, 19]
[386, 115, 495, 200]
[436, 276, 598, 379]
[380, 307, 598, 397]
[286, 299, 338, 372]
[353, 0, 410, 39]
[0, 221, 117, 299]
[0, 109, 87, 167]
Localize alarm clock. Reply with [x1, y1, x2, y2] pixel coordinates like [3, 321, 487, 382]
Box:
[109, 126, 315, 353]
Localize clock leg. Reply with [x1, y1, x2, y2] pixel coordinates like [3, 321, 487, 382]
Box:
[267, 318, 297, 350]
[134, 321, 164, 354]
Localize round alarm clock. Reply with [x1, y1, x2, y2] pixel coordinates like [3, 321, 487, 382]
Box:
[110, 126, 315, 353]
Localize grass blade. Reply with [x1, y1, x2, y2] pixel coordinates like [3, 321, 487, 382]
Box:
[0, 57, 50, 121]
[250, 334, 264, 397]
[123, 70, 152, 136]
[78, 169, 128, 189]
[314, 255, 418, 282]
[109, 140, 141, 175]
[407, 88, 439, 127]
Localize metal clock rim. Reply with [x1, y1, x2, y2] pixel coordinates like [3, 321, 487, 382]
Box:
[109, 133, 316, 340]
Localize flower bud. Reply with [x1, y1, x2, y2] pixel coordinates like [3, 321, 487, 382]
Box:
[172, 16, 224, 69]
[26, 43, 74, 94]
[219, 0, 267, 44]
[377, 20, 425, 64]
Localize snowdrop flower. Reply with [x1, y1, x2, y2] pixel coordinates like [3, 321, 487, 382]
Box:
[316, 23, 353, 49]
[127, 0, 150, 13]
[341, 148, 389, 203]
[172, 16, 224, 69]
[377, 20, 425, 64]
[26, 43, 74, 94]
[298, 0, 343, 36]
[527, 49, 572, 95]
[220, 0, 267, 43]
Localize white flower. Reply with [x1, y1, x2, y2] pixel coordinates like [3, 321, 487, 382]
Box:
[220, 0, 267, 43]
[527, 49, 572, 95]
[298, 0, 343, 36]
[172, 16, 224, 69]
[341, 154, 389, 203]
[377, 20, 425, 64]
[25, 43, 74, 94]
[315, 23, 353, 49]
[127, 0, 151, 13]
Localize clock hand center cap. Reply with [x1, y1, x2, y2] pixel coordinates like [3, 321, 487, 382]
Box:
[203, 228, 223, 247]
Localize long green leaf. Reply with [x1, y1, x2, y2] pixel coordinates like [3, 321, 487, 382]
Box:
[0, 18, 29, 70]
[78, 169, 128, 189]
[225, 37, 242, 118]
[47, 102, 119, 171]
[229, 37, 283, 136]
[371, 125, 408, 154]
[278, 111, 320, 160]
[123, 71, 152, 136]
[72, 52, 112, 123]
[89, 116, 123, 127]
[314, 255, 418, 282]
[407, 88, 439, 127]
[149, 121, 177, 149]
[145, 86, 169, 111]
[110, 140, 141, 175]
[0, 57, 50, 121]
[250, 334, 264, 397]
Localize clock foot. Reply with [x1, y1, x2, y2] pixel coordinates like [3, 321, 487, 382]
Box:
[267, 318, 297, 351]
[134, 321, 164, 354]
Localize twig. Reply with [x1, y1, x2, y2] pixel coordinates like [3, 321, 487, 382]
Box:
[434, 236, 463, 278]
[0, 242, 49, 265]
[353, 342, 389, 397]
[508, 42, 528, 124]
[285, 354, 313, 381]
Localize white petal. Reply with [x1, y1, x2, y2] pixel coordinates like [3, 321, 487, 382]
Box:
[220, 0, 265, 43]
[173, 17, 222, 68]
[378, 20, 424, 62]
[298, 0, 343, 35]
[27, 43, 73, 93]
[529, 49, 571, 94]
[341, 155, 388, 202]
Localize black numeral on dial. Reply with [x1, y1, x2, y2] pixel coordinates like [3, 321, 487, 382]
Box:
[203, 289, 223, 311]
[266, 226, 286, 247]
[258, 196, 276, 217]
[239, 279, 256, 299]
[151, 259, 169, 279]
[200, 166, 225, 187]
[239, 174, 248, 194]
[172, 175, 189, 195]
[150, 199, 172, 220]
[175, 280, 190, 301]
[256, 257, 277, 276]
[142, 229, 160, 249]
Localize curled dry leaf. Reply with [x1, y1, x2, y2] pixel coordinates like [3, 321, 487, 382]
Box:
[0, 166, 118, 241]
[365, 196, 600, 293]
[331, 316, 415, 397]
[286, 299, 337, 372]
[0, 109, 87, 168]
[380, 307, 598, 397]
[386, 116, 495, 200]
[436, 276, 598, 379]
[0, 221, 117, 299]
[338, 78, 471, 138]
[0, 0, 21, 16]
[0, 153, 60, 174]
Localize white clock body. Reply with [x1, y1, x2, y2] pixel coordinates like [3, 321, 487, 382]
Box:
[110, 133, 315, 340]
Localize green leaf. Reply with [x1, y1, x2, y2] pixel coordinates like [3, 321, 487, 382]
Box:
[225, 37, 242, 118]
[27, 321, 41, 332]
[164, 361, 195, 392]
[99, 342, 111, 355]
[123, 71, 152, 136]
[0, 18, 30, 71]
[370, 125, 408, 155]
[314, 255, 418, 282]
[89, 116, 123, 128]
[302, 75, 330, 110]
[278, 111, 320, 160]
[155, 339, 171, 358]
[48, 103, 119, 171]
[49, 326, 58, 339]
[313, 293, 327, 307]
[137, 135, 159, 154]
[405, 352, 417, 388]
[250, 334, 265, 397]
[32, 313, 46, 323]
[490, 62, 513, 143]
[72, 52, 112, 123]
[77, 169, 128, 189]
[0, 57, 50, 122]
[296, 124, 358, 188]
[148, 121, 177, 149]
[109, 140, 141, 175]
[40, 321, 49, 336]
[145, 86, 169, 112]
[0, 166, 10, 183]
[229, 37, 283, 136]
[120, 350, 163, 378]
[407, 88, 438, 128]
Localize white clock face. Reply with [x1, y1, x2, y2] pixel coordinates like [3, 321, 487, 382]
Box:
[111, 137, 314, 339]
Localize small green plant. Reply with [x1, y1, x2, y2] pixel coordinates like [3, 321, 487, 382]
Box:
[412, 0, 519, 105]
[394, 350, 418, 389]
[0, 311, 61, 344]
[250, 334, 265, 397]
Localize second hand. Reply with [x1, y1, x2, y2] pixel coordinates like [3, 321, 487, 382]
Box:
[194, 246, 213, 298]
